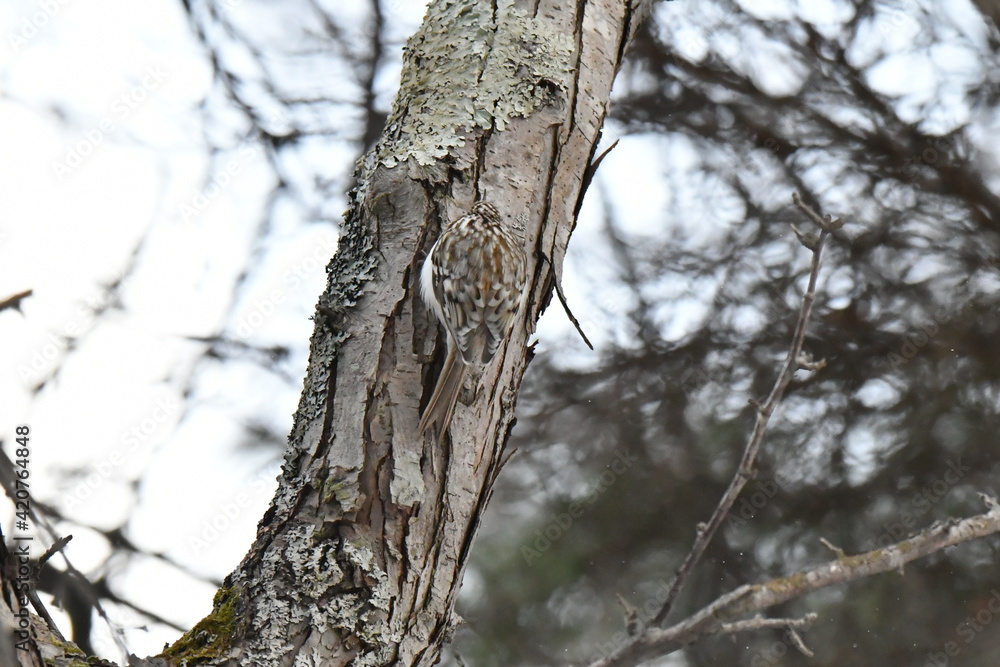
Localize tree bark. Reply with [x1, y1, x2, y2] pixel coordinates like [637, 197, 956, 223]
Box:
[151, 1, 651, 666]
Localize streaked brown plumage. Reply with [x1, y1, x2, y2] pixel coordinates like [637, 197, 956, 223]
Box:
[418, 201, 527, 435]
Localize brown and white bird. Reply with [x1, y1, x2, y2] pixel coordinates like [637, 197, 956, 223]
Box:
[418, 200, 528, 436]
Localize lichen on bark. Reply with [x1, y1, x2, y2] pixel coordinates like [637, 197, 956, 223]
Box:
[376, 0, 575, 168]
[160, 586, 240, 664]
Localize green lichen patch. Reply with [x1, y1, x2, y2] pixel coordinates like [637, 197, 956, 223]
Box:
[43, 653, 117, 667]
[48, 635, 86, 656]
[160, 586, 240, 664]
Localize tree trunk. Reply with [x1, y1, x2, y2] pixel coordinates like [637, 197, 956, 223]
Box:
[0, 1, 651, 665]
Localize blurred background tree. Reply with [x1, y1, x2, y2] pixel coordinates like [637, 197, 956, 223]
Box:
[3, 0, 1000, 665]
[459, 2, 1000, 665]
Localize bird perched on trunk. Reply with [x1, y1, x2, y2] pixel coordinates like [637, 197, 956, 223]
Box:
[419, 200, 528, 436]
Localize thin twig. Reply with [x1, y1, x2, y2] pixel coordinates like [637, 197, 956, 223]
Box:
[574, 139, 620, 220]
[818, 537, 845, 559]
[550, 137, 620, 351]
[37, 535, 72, 566]
[585, 496, 1000, 666]
[615, 593, 641, 636]
[787, 627, 815, 657]
[717, 612, 817, 636]
[0, 289, 32, 314]
[791, 192, 845, 232]
[651, 194, 832, 625]
[544, 254, 594, 350]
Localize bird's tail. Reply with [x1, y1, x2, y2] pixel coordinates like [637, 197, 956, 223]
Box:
[418, 346, 467, 436]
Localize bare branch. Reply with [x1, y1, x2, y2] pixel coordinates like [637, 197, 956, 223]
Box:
[587, 497, 1000, 666]
[651, 194, 833, 626]
[544, 253, 595, 350]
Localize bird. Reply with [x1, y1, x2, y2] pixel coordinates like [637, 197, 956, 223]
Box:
[418, 200, 528, 436]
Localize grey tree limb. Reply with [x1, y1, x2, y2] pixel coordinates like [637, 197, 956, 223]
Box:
[588, 496, 1000, 666]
